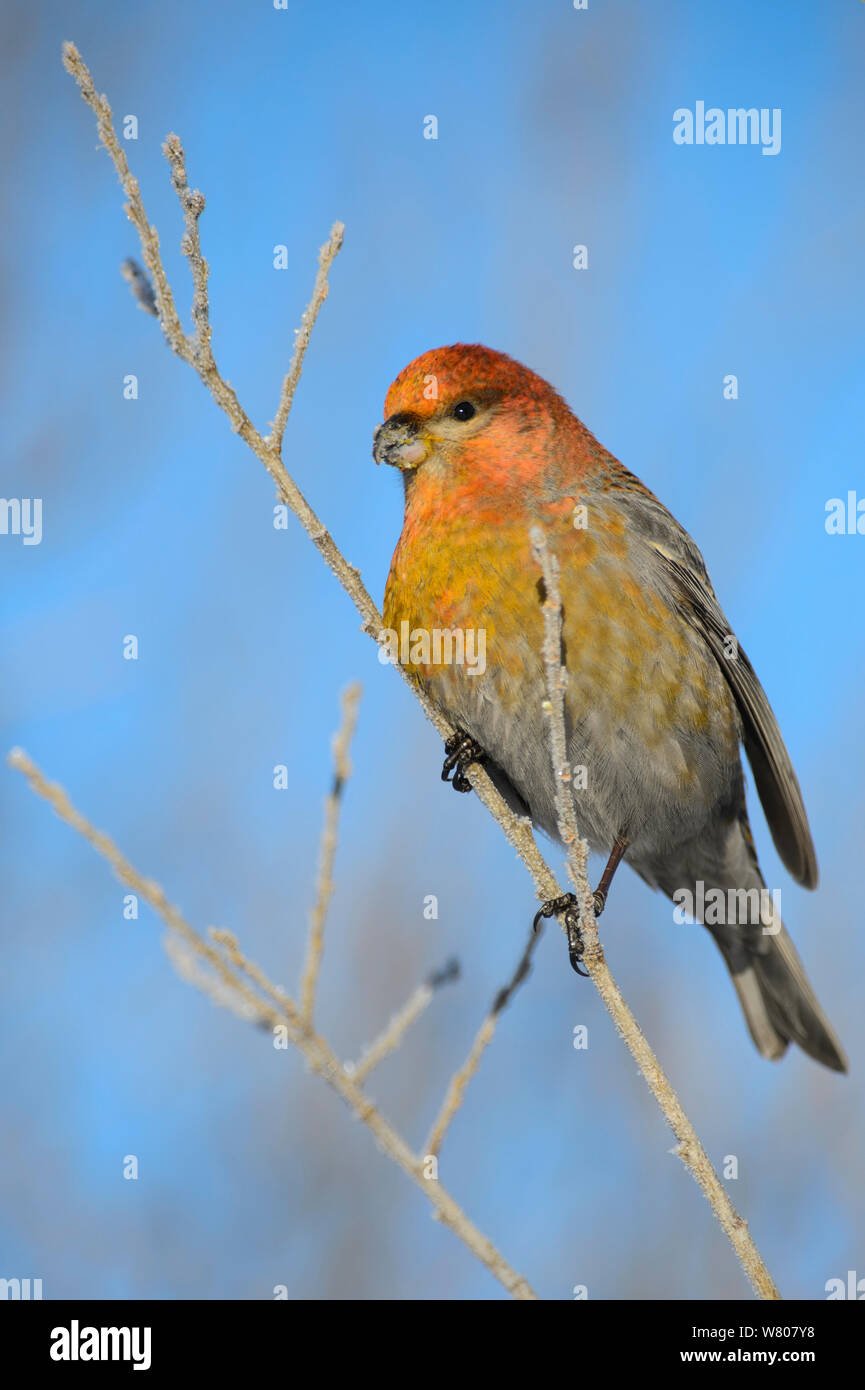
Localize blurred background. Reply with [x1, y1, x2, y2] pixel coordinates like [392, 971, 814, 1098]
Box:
[2, 0, 863, 1300]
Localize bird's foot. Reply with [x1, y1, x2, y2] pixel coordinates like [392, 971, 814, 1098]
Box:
[532, 892, 589, 977]
[441, 730, 486, 793]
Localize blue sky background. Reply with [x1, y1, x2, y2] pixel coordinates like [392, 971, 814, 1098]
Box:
[2, 0, 864, 1300]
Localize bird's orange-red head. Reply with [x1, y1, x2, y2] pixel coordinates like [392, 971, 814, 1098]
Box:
[372, 344, 584, 490]
[382, 344, 558, 422]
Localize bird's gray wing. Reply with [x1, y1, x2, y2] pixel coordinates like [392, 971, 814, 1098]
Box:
[621, 481, 818, 888]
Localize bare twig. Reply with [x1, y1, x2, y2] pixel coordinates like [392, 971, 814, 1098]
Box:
[163, 930, 269, 1025]
[61, 46, 185, 352]
[529, 526, 781, 1301]
[425, 925, 542, 1158]
[268, 224, 345, 452]
[299, 682, 362, 1026]
[346, 958, 460, 1085]
[163, 133, 212, 365]
[6, 748, 536, 1302]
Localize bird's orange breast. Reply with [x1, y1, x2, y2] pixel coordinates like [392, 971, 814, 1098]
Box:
[383, 485, 738, 782]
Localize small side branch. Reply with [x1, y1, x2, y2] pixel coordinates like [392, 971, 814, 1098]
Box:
[268, 224, 345, 453]
[163, 930, 270, 1026]
[299, 682, 363, 1027]
[346, 959, 460, 1085]
[163, 133, 212, 366]
[424, 925, 542, 1158]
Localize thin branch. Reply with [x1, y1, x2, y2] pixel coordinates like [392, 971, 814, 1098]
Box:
[163, 930, 270, 1026]
[162, 133, 212, 366]
[424, 925, 543, 1158]
[268, 224, 345, 452]
[299, 682, 362, 1026]
[6, 748, 536, 1302]
[346, 958, 460, 1085]
[61, 45, 185, 352]
[529, 526, 781, 1302]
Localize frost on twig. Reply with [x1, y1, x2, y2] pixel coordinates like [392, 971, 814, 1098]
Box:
[163, 133, 212, 364]
[268, 223, 344, 453]
[299, 681, 362, 1026]
[163, 931, 270, 1027]
[345, 958, 459, 1085]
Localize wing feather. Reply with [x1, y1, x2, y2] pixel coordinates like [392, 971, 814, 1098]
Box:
[604, 473, 818, 888]
[651, 543, 818, 889]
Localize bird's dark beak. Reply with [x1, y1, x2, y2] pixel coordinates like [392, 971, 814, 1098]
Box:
[372, 413, 430, 470]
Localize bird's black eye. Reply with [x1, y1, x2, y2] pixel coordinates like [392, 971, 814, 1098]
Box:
[452, 401, 476, 422]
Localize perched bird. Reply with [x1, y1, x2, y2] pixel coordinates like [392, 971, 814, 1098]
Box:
[374, 343, 846, 1073]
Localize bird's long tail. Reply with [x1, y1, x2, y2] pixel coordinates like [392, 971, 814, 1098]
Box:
[655, 821, 847, 1072]
[708, 905, 847, 1072]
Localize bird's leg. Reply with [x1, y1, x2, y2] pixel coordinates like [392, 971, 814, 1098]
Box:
[532, 894, 588, 977]
[441, 729, 486, 793]
[592, 835, 629, 917]
[532, 836, 629, 979]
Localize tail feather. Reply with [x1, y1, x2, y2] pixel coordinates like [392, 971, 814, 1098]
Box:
[652, 815, 847, 1072]
[715, 919, 848, 1073]
[727, 964, 787, 1062]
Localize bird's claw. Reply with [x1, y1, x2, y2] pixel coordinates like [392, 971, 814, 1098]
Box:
[532, 892, 589, 977]
[441, 730, 486, 793]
